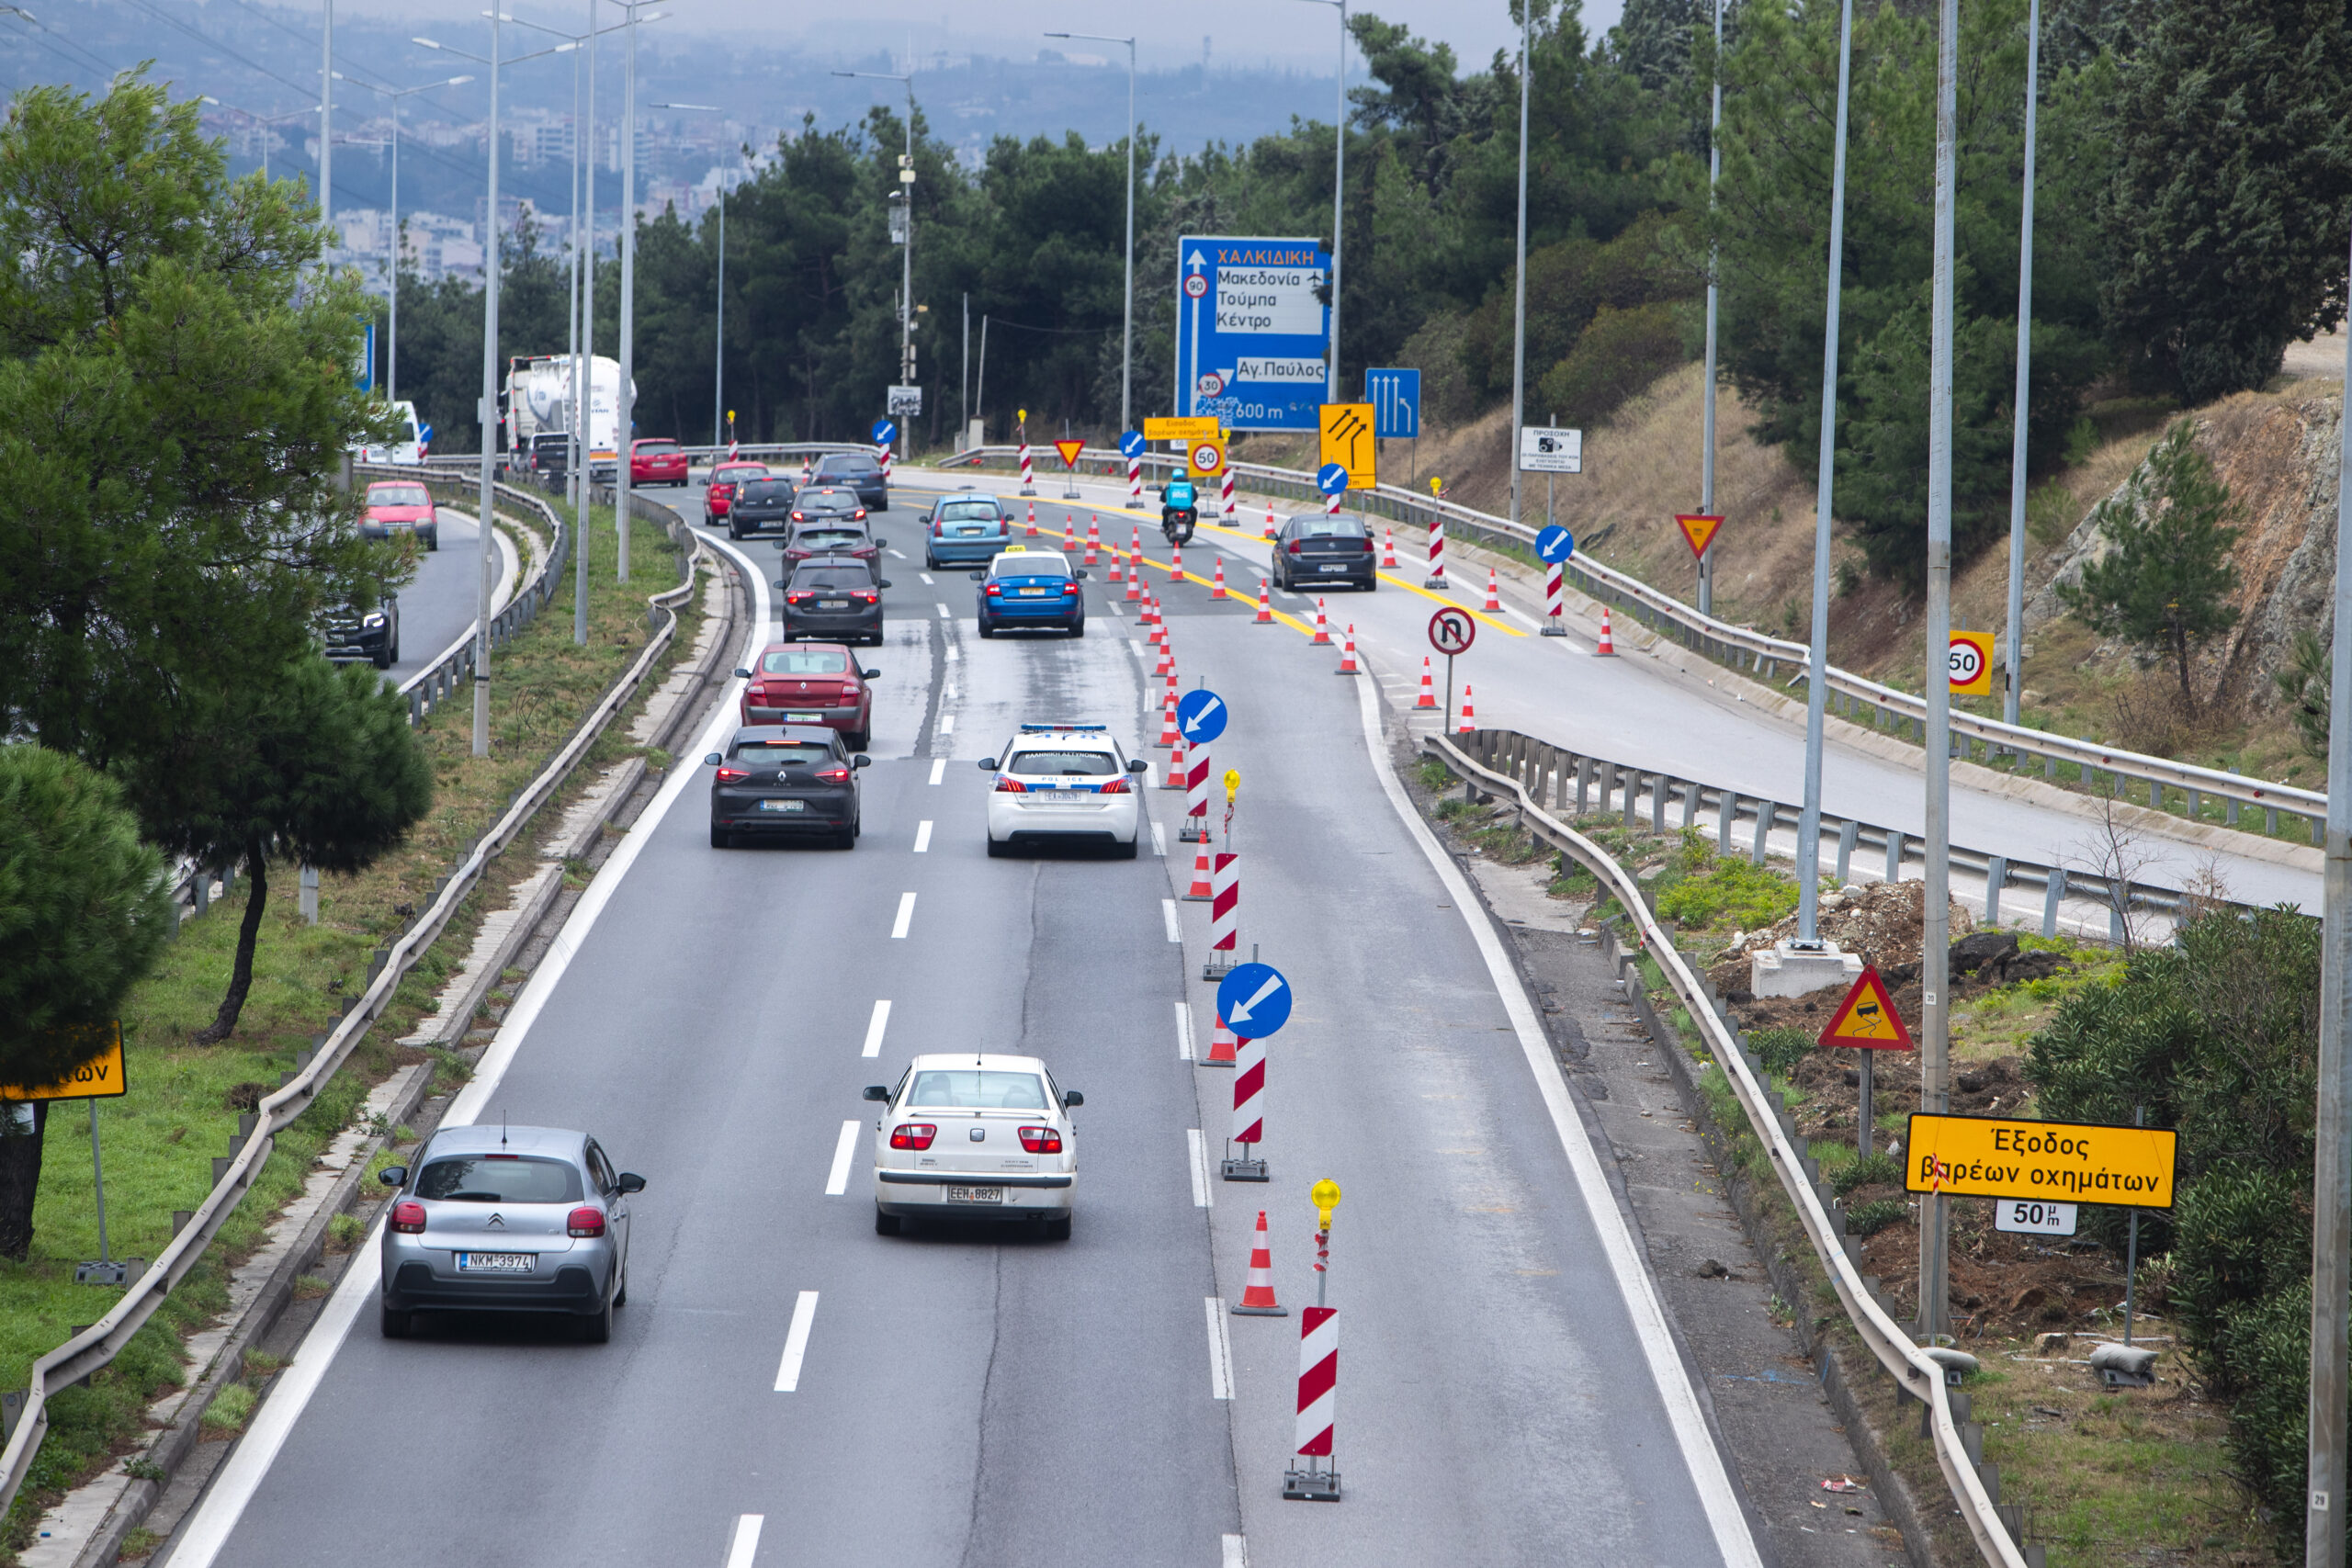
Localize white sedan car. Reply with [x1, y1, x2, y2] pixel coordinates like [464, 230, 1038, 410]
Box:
[865, 1054, 1080, 1238]
[979, 722, 1147, 858]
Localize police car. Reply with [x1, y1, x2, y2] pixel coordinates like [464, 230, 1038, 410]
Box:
[978, 724, 1148, 858]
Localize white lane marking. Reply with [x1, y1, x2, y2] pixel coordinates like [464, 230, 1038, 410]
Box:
[1204, 1297, 1234, 1400]
[1150, 820, 1167, 858]
[944, 644, 960, 662]
[935, 603, 951, 617]
[775, 1292, 820, 1392]
[939, 714, 956, 736]
[927, 758, 945, 785]
[1351, 660, 1766, 1567]
[824, 1121, 861, 1195]
[920, 572, 934, 584]
[861, 998, 892, 1058]
[1128, 638, 1146, 658]
[887, 547, 906, 558]
[913, 819, 933, 852]
[1173, 1001, 1194, 1061]
[726, 1515, 765, 1568]
[1222, 1536, 1249, 1568]
[891, 891, 917, 939]
[167, 529, 781, 1568]
[1161, 898, 1182, 943]
[1187, 1128, 1212, 1208]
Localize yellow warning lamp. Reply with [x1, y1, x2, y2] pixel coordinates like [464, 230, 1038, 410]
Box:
[1428, 476, 1443, 497]
[1224, 768, 1239, 805]
[1310, 1179, 1342, 1231]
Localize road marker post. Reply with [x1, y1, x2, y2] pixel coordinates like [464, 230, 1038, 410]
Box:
[1205, 851, 1238, 976]
[1543, 561, 1566, 633]
[1535, 525, 1576, 637]
[1284, 1179, 1342, 1502]
[1222, 468, 1236, 519]
[1128, 455, 1142, 507]
[1225, 1032, 1269, 1181]
[1018, 409, 1035, 494]
[1425, 514, 1448, 589]
[1233, 1210, 1287, 1314]
[1183, 743, 1212, 841]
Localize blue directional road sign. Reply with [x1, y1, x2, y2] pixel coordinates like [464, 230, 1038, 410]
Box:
[870, 418, 897, 445]
[1366, 367, 1421, 439]
[1536, 525, 1577, 564]
[1177, 234, 1331, 433]
[1216, 962, 1293, 1038]
[1176, 688, 1229, 745]
[1316, 463, 1349, 497]
[1119, 430, 1147, 460]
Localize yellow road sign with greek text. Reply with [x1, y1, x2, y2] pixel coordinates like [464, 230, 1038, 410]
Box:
[1905, 1112, 2177, 1208]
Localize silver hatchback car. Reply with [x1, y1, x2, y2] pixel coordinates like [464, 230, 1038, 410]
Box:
[375, 1124, 643, 1342]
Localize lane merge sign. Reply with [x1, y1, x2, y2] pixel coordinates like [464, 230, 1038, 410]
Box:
[1428, 606, 1476, 656]
[1675, 513, 1724, 561]
[871, 418, 897, 446]
[1905, 1111, 2179, 1208]
[1949, 630, 1996, 695]
[1216, 961, 1293, 1037]
[1177, 688, 1228, 744]
[1317, 401, 1376, 489]
[1119, 430, 1147, 460]
[1316, 463, 1348, 496]
[1816, 967, 1914, 1051]
[1054, 438, 1086, 468]
[1535, 525, 1576, 564]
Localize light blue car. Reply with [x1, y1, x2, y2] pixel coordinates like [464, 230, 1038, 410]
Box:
[923, 491, 1014, 569]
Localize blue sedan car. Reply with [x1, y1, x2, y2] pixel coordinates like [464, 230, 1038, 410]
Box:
[974, 547, 1088, 637]
[924, 491, 1014, 569]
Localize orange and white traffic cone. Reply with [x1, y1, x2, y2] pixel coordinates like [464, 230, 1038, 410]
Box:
[1264, 502, 1277, 541]
[1336, 625, 1358, 675]
[1254, 580, 1273, 625]
[1170, 542, 1183, 580]
[1108, 546, 1124, 584]
[1164, 733, 1189, 789]
[1310, 597, 1332, 646]
[1484, 565, 1501, 613]
[1415, 656, 1439, 709]
[1381, 526, 1398, 569]
[1157, 692, 1182, 748]
[1085, 514, 1100, 564]
[1185, 838, 1215, 899]
[1232, 1210, 1288, 1314]
[1204, 1012, 1238, 1066]
[1457, 682, 1477, 734]
[1155, 635, 1175, 679]
[1063, 516, 1076, 552]
[1127, 544, 1144, 602]
[1025, 501, 1038, 538]
[1596, 605, 1617, 656]
[1212, 555, 1227, 599]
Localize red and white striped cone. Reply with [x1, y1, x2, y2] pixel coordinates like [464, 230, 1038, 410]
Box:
[1155, 638, 1174, 681]
[1126, 548, 1144, 601]
[1596, 605, 1617, 656]
[1165, 666, 1181, 705]
[1415, 655, 1439, 708]
[1184, 838, 1215, 900]
[1233, 1210, 1287, 1314]
[1145, 590, 1163, 631]
[1336, 625, 1358, 675]
[1425, 515, 1448, 588]
[1025, 501, 1038, 538]
[1381, 526, 1398, 569]
[1206, 851, 1238, 977]
[1202, 1012, 1238, 1066]
[1127, 456, 1142, 508]
[1063, 516, 1076, 552]
[801, 454, 812, 483]
[1226, 1031, 1267, 1179]
[1085, 514, 1100, 564]
[1212, 555, 1228, 599]
[1221, 468, 1237, 520]
[1310, 598, 1332, 646]
[1182, 743, 1211, 840]
[1542, 560, 1566, 636]
[1254, 580, 1273, 625]
[1483, 565, 1501, 614]
[1264, 502, 1278, 541]
[1170, 542, 1183, 580]
[1157, 691, 1182, 749]
[1457, 682, 1476, 735]
[1018, 439, 1035, 494]
[1108, 544, 1124, 584]
[1284, 1306, 1340, 1498]
[1164, 732, 1189, 789]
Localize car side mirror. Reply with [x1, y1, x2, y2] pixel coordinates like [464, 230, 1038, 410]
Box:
[863, 1085, 889, 1101]
[774, 580, 788, 590]
[853, 754, 871, 768]
[875, 537, 888, 548]
[1073, 569, 1089, 580]
[1126, 759, 1147, 773]
[704, 752, 724, 766]
[978, 758, 999, 771]
[1061, 1090, 1083, 1108]
[376, 1165, 407, 1187]
[968, 571, 986, 581]
[879, 580, 893, 589]
[861, 668, 882, 680]
[615, 1172, 646, 1194]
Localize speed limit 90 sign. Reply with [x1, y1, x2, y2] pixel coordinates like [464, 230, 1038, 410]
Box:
[1947, 630, 1995, 696]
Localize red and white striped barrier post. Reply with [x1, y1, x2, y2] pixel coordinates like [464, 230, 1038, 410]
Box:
[1182, 743, 1211, 840]
[1224, 1030, 1267, 1180]
[1018, 436, 1035, 495]
[1127, 455, 1142, 508]
[1542, 559, 1567, 636]
[1324, 487, 1341, 517]
[1205, 851, 1238, 978]
[1221, 468, 1236, 520]
[1283, 1305, 1340, 1500]
[877, 441, 893, 483]
[1425, 515, 1448, 589]
[1233, 1211, 1286, 1314]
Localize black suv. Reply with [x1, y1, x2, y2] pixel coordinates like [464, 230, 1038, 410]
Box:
[322, 593, 401, 670]
[526, 431, 572, 482]
[729, 477, 798, 539]
[812, 451, 888, 511]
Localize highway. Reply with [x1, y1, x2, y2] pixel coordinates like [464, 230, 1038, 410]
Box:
[384, 506, 517, 686]
[160, 485, 1764, 1568]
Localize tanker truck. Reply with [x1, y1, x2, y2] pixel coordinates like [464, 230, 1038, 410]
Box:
[503, 354, 627, 480]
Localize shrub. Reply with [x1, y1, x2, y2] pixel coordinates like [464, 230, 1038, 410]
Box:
[1845, 1198, 1910, 1238]
[1745, 1025, 1815, 1079]
[1834, 1150, 1904, 1196]
[1653, 845, 1799, 931]
[1538, 300, 1690, 427]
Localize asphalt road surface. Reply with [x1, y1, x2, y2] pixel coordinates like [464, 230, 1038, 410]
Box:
[160, 486, 1763, 1568]
[383, 507, 513, 687]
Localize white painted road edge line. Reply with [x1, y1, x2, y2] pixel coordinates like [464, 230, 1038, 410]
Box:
[928, 758, 945, 785]
[939, 714, 956, 735]
[1204, 1296, 1234, 1400]
[891, 891, 917, 939]
[1221, 1535, 1249, 1568]
[726, 1515, 765, 1568]
[861, 998, 891, 1058]
[1150, 820, 1167, 858]
[1350, 665, 1766, 1568]
[919, 572, 934, 584]
[1173, 1000, 1194, 1061]
[775, 1290, 820, 1392]
[1161, 897, 1182, 942]
[913, 819, 933, 852]
[935, 603, 951, 617]
[1187, 1128, 1212, 1208]
[824, 1121, 860, 1196]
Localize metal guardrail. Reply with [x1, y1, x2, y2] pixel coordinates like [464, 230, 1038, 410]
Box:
[0, 494, 707, 1529]
[1423, 729, 2036, 1568]
[939, 442, 2325, 842]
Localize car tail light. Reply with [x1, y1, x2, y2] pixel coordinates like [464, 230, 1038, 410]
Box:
[790, 510, 806, 521]
[1062, 581, 1080, 595]
[567, 1205, 606, 1238]
[889, 1122, 937, 1150]
[840, 682, 863, 696]
[1099, 775, 1130, 794]
[716, 765, 750, 784]
[788, 592, 814, 605]
[391, 1201, 426, 1234]
[985, 583, 1002, 597]
[1019, 1126, 1062, 1154]
[933, 517, 945, 536]
[852, 508, 867, 520]
[852, 590, 877, 603]
[1286, 540, 1305, 554]
[993, 776, 1027, 793]
[815, 764, 851, 783]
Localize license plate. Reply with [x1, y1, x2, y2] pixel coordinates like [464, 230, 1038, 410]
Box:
[1018, 587, 1050, 597]
[956, 528, 982, 537]
[819, 599, 849, 609]
[785, 711, 822, 722]
[1319, 563, 1351, 572]
[944, 1186, 1003, 1204]
[758, 799, 806, 813]
[455, 1252, 534, 1272]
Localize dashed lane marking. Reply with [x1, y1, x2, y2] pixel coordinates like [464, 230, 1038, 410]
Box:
[1162, 898, 1182, 942]
[939, 714, 956, 736]
[1204, 1297, 1234, 1400]
[919, 572, 934, 584]
[823, 1122, 860, 1196]
[1222, 1536, 1249, 1568]
[1188, 1128, 1212, 1208]
[861, 998, 891, 1058]
[913, 820, 933, 853]
[775, 1292, 820, 1392]
[726, 1516, 764, 1568]
[928, 758, 945, 785]
[934, 603, 952, 618]
[1173, 1001, 1194, 1061]
[1150, 821, 1167, 858]
[891, 892, 917, 940]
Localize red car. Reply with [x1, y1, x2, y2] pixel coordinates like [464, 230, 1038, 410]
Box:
[734, 642, 880, 751]
[629, 437, 690, 487]
[362, 479, 439, 551]
[703, 460, 775, 526]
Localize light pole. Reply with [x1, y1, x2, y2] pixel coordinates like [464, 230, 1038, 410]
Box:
[1290, 0, 1349, 404]
[1045, 31, 1136, 434]
[606, 0, 683, 582]
[654, 102, 730, 447]
[2002, 0, 2042, 728]
[321, 0, 333, 243]
[1507, 0, 1530, 526]
[332, 72, 474, 405]
[1699, 0, 1724, 616]
[200, 98, 318, 185]
[834, 62, 918, 432]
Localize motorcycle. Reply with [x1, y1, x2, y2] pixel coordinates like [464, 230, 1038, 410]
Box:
[1160, 504, 1197, 547]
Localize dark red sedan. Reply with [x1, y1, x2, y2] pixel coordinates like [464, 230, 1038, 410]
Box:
[703, 460, 775, 526]
[630, 437, 690, 487]
[734, 642, 880, 751]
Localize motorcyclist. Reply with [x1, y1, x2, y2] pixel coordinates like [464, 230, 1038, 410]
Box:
[1160, 477, 1198, 545]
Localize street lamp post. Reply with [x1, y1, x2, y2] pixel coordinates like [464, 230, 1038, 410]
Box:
[834, 63, 918, 434]
[1699, 0, 1724, 617]
[653, 103, 730, 447]
[1507, 1, 1530, 527]
[332, 72, 474, 405]
[1291, 0, 1349, 404]
[200, 99, 318, 186]
[1045, 32, 1136, 434]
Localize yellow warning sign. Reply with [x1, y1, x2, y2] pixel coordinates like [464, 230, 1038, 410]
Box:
[1905, 1112, 2178, 1209]
[1144, 416, 1221, 443]
[1948, 629, 1996, 696]
[1188, 436, 1227, 479]
[0, 1022, 128, 1101]
[1675, 513, 1724, 561]
[1815, 966, 1913, 1051]
[1317, 402, 1377, 490]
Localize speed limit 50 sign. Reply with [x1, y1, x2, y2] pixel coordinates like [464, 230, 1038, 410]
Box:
[1188, 437, 1227, 479]
[1948, 630, 1996, 696]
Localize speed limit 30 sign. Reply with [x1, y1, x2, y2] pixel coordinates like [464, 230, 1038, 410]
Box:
[1948, 630, 1996, 695]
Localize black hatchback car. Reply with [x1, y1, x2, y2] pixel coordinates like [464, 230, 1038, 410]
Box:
[780, 558, 890, 644]
[782, 519, 885, 582]
[813, 451, 888, 511]
[1272, 513, 1379, 592]
[729, 476, 799, 539]
[706, 725, 869, 849]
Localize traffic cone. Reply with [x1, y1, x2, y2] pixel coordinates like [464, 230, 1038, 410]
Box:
[1155, 637, 1174, 679]
[1596, 606, 1617, 656]
[1204, 1013, 1238, 1066]
[1086, 514, 1100, 564]
[1382, 526, 1398, 569]
[1263, 503, 1277, 542]
[1185, 838, 1215, 899]
[1484, 565, 1501, 613]
[1164, 733, 1188, 789]
[1170, 542, 1183, 580]
[1336, 624, 1358, 675]
[1233, 1211, 1288, 1315]
[1457, 682, 1476, 734]
[1157, 693, 1182, 748]
[1212, 555, 1228, 599]
[1063, 516, 1076, 552]
[1025, 501, 1038, 538]
[1126, 547, 1143, 601]
[1109, 546, 1124, 584]
[1415, 656, 1438, 708]
[1254, 580, 1272, 625]
[1310, 598, 1332, 646]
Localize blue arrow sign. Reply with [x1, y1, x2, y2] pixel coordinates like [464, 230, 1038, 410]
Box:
[1119, 430, 1147, 460]
[1216, 961, 1292, 1038]
[871, 418, 898, 445]
[1536, 525, 1576, 564]
[1176, 688, 1228, 744]
[1366, 367, 1420, 438]
[1316, 463, 1349, 496]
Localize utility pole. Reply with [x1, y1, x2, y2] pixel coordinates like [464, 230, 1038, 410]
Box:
[2001, 0, 2042, 728]
[1507, 0, 1531, 528]
[1046, 33, 1136, 432]
[320, 0, 333, 239]
[575, 0, 592, 642]
[1698, 0, 1723, 618]
[472, 3, 502, 758]
[833, 62, 919, 431]
[616, 0, 641, 582]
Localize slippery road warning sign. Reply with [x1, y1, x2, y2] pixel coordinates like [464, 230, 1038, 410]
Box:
[1816, 967, 1913, 1051]
[1905, 1112, 2178, 1209]
[1674, 513, 1724, 561]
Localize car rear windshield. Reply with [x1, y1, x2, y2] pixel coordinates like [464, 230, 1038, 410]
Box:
[761, 649, 849, 674]
[416, 1155, 583, 1203]
[820, 455, 880, 473]
[731, 740, 833, 765]
[638, 441, 681, 456]
[906, 1070, 1049, 1110]
[791, 568, 869, 591]
[1009, 750, 1116, 776]
[802, 491, 857, 508]
[369, 484, 432, 507]
[938, 501, 1002, 522]
[1296, 517, 1368, 537]
[991, 553, 1070, 578]
[716, 466, 770, 484]
[741, 480, 793, 502]
[797, 529, 865, 550]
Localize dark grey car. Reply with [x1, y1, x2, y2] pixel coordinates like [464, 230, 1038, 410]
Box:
[813, 451, 888, 510]
[1272, 513, 1378, 592]
[376, 1123, 644, 1342]
[729, 476, 799, 539]
[780, 558, 890, 645]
